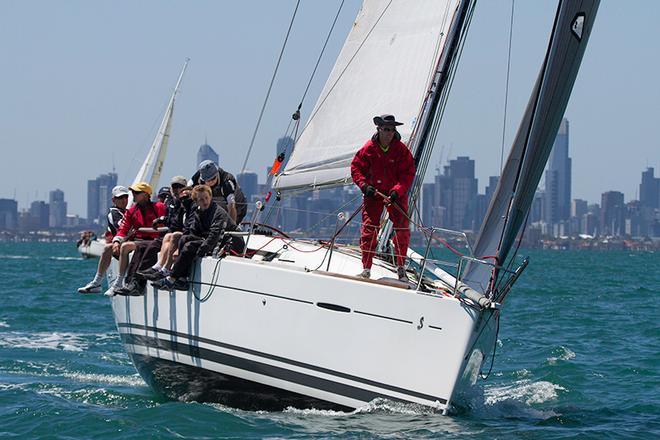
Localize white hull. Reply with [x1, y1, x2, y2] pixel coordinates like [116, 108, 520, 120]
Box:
[77, 238, 106, 259]
[111, 235, 496, 412]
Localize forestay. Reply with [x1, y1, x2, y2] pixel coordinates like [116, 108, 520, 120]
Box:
[274, 0, 460, 192]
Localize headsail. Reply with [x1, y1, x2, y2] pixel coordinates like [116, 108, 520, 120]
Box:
[133, 58, 190, 189]
[468, 0, 600, 292]
[274, 0, 462, 192]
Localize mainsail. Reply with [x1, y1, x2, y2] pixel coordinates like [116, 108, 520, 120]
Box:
[468, 0, 600, 292]
[133, 58, 190, 189]
[274, 0, 462, 192]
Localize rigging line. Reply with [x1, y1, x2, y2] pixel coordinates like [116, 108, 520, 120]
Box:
[500, 0, 515, 174]
[294, 0, 394, 143]
[241, 0, 301, 174]
[298, 0, 346, 107]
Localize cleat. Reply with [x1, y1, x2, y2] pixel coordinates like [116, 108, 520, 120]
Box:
[356, 269, 371, 279]
[78, 281, 102, 294]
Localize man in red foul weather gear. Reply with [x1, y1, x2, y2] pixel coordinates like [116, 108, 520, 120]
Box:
[350, 114, 415, 281]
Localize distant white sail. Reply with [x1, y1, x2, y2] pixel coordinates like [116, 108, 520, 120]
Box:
[468, 1, 600, 291]
[133, 59, 189, 189]
[274, 0, 461, 191]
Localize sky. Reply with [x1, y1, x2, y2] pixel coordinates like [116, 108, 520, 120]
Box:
[0, 0, 658, 217]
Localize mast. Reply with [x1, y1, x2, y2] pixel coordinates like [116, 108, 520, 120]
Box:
[133, 58, 190, 190]
[376, 0, 474, 252]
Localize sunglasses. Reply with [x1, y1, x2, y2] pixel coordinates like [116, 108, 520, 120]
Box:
[171, 183, 185, 190]
[379, 126, 395, 132]
[131, 190, 144, 195]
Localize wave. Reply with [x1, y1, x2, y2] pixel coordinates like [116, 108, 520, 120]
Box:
[0, 331, 117, 352]
[49, 256, 84, 261]
[62, 372, 146, 387]
[0, 321, 9, 328]
[0, 254, 31, 260]
[485, 379, 566, 406]
[547, 346, 576, 365]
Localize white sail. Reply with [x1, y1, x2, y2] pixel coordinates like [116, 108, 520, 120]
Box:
[133, 59, 190, 189]
[274, 0, 461, 191]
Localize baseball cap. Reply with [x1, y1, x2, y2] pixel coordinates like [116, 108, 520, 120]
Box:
[111, 185, 129, 198]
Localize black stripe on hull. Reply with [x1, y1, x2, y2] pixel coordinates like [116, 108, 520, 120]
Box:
[119, 323, 448, 405]
[121, 332, 448, 411]
[129, 353, 351, 411]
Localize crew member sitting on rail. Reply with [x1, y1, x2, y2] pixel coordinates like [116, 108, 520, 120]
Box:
[192, 160, 247, 225]
[350, 114, 415, 281]
[77, 185, 129, 294]
[105, 182, 166, 296]
[136, 178, 195, 283]
[114, 177, 192, 296]
[151, 184, 243, 291]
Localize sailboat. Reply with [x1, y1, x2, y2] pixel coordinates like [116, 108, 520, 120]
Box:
[77, 59, 189, 258]
[109, 1, 598, 413]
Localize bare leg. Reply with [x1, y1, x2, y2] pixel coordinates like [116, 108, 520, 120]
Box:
[97, 243, 113, 275]
[118, 241, 136, 277]
[163, 232, 182, 269]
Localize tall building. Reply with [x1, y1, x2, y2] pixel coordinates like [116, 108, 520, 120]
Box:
[600, 191, 624, 236]
[0, 199, 18, 230]
[447, 156, 478, 230]
[29, 201, 49, 230]
[639, 167, 659, 209]
[87, 172, 117, 225]
[544, 118, 571, 225]
[237, 171, 259, 202]
[49, 189, 67, 228]
[197, 142, 219, 168]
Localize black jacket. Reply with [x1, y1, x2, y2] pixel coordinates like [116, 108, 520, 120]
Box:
[165, 196, 194, 232]
[191, 168, 247, 224]
[185, 201, 238, 251]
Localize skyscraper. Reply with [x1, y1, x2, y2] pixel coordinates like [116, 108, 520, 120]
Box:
[0, 199, 18, 230]
[87, 172, 117, 225]
[447, 156, 478, 230]
[544, 118, 571, 225]
[197, 142, 219, 168]
[237, 171, 259, 202]
[639, 167, 659, 209]
[600, 191, 624, 236]
[49, 189, 67, 228]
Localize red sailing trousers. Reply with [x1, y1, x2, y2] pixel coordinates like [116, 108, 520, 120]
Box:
[360, 196, 410, 269]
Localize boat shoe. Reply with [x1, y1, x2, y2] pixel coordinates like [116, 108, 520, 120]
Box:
[77, 281, 101, 294]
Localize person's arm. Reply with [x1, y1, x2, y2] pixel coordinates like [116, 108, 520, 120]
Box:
[390, 143, 416, 198]
[350, 144, 370, 190]
[198, 206, 231, 256]
[221, 179, 238, 223]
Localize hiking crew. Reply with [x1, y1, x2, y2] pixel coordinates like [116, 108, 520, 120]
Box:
[152, 184, 243, 291]
[77, 185, 129, 293]
[192, 160, 247, 225]
[106, 182, 166, 295]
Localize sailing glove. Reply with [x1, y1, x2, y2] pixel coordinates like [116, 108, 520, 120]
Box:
[389, 190, 398, 202]
[361, 184, 376, 198]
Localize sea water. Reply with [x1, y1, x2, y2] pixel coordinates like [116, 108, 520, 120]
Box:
[0, 242, 657, 439]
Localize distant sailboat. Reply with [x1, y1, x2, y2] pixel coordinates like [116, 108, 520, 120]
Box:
[77, 59, 189, 258]
[110, 1, 598, 413]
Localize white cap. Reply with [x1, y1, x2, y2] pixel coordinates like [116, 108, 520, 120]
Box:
[112, 185, 129, 198]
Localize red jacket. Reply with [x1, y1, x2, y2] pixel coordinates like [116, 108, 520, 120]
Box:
[350, 138, 416, 198]
[112, 201, 166, 242]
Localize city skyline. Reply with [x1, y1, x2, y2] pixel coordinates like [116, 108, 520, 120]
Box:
[0, 1, 658, 216]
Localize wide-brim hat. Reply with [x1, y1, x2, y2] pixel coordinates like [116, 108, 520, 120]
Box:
[129, 182, 153, 196]
[373, 114, 403, 126]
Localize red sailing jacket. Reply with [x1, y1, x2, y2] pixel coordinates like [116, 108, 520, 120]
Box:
[112, 201, 166, 242]
[350, 138, 416, 198]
